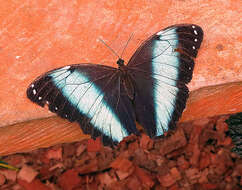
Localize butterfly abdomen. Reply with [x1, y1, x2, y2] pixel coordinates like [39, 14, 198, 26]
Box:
[120, 67, 135, 101]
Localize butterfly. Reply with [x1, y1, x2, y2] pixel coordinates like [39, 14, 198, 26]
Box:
[27, 24, 203, 146]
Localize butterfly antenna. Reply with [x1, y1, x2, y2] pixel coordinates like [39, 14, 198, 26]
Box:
[120, 32, 134, 58]
[98, 38, 120, 59]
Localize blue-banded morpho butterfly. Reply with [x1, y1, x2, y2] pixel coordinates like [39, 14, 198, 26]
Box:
[27, 24, 203, 146]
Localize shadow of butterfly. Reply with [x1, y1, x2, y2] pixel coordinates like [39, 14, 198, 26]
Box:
[27, 24, 203, 146]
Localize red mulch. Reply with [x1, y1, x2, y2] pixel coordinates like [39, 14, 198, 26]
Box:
[0, 115, 241, 190]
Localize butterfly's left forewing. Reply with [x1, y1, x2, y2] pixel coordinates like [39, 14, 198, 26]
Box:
[127, 24, 203, 137]
[27, 64, 137, 145]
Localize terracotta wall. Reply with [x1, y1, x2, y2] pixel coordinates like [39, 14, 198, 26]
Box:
[0, 0, 241, 127]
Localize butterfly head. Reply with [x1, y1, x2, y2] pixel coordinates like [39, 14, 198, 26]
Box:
[117, 58, 125, 67]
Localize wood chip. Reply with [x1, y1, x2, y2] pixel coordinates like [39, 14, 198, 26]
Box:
[17, 165, 38, 183]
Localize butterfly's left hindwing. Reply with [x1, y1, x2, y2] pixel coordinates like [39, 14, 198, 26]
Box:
[27, 64, 138, 145]
[127, 24, 203, 137]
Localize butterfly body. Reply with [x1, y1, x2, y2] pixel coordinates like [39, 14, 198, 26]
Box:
[116, 60, 135, 101]
[27, 24, 203, 145]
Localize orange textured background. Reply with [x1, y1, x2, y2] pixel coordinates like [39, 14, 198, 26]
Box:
[0, 0, 241, 155]
[1, 0, 241, 127]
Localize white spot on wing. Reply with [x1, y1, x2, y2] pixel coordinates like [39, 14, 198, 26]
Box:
[157, 27, 178, 41]
[194, 38, 198, 42]
[156, 31, 162, 35]
[192, 46, 196, 50]
[38, 96, 42, 100]
[50, 69, 128, 142]
[63, 66, 71, 70]
[33, 89, 36, 95]
[31, 84, 34, 88]
[192, 25, 196, 29]
[194, 30, 198, 35]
